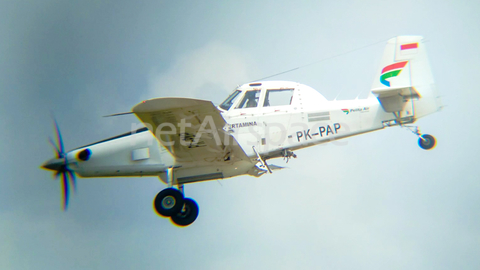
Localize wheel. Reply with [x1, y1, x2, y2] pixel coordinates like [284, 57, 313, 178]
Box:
[418, 134, 436, 150]
[170, 198, 199, 227]
[153, 188, 184, 217]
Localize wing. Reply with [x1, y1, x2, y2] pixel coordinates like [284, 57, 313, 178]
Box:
[132, 97, 252, 165]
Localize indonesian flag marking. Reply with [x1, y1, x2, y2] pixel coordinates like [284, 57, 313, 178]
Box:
[401, 43, 418, 50]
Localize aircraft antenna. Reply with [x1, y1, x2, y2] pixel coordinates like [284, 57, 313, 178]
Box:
[251, 37, 390, 82]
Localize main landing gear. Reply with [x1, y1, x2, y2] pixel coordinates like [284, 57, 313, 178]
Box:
[154, 187, 199, 226]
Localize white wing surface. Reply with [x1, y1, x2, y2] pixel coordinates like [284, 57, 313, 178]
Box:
[132, 98, 251, 165]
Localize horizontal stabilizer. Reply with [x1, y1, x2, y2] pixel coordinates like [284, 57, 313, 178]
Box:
[372, 86, 419, 99]
[372, 86, 419, 113]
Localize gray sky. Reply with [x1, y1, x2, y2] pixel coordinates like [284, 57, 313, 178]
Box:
[1, 0, 480, 269]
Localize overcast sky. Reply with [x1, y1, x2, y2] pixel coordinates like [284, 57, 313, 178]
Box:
[1, 0, 480, 269]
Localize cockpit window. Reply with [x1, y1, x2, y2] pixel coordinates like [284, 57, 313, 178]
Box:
[219, 90, 242, 110]
[236, 90, 260, 109]
[263, 89, 294, 107]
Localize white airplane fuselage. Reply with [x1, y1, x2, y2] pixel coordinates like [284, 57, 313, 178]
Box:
[65, 79, 437, 184]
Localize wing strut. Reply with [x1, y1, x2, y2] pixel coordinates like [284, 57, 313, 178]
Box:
[252, 146, 272, 174]
[166, 167, 175, 188]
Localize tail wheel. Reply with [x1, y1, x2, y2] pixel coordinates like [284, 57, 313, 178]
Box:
[154, 188, 184, 217]
[171, 198, 199, 227]
[419, 134, 436, 150]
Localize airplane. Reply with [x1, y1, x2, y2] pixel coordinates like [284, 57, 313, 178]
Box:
[42, 36, 442, 226]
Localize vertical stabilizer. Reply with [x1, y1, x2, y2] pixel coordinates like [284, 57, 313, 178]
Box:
[371, 36, 442, 119]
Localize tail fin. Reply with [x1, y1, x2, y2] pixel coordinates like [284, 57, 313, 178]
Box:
[371, 36, 442, 119]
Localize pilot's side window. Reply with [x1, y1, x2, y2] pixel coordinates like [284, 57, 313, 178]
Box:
[236, 90, 260, 109]
[263, 89, 294, 107]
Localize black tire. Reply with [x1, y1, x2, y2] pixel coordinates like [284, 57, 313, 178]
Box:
[418, 134, 436, 150]
[154, 188, 184, 217]
[170, 198, 199, 227]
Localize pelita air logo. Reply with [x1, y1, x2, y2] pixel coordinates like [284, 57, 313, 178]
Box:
[380, 61, 408, 87]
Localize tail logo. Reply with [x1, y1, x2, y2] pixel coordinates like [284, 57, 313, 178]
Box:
[380, 61, 408, 87]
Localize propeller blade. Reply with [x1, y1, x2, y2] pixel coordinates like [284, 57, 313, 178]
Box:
[67, 170, 76, 193]
[53, 118, 64, 155]
[46, 116, 75, 209]
[61, 171, 69, 211]
[48, 137, 61, 158]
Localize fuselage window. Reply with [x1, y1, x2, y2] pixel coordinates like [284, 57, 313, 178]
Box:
[219, 90, 242, 110]
[263, 89, 294, 107]
[236, 90, 261, 109]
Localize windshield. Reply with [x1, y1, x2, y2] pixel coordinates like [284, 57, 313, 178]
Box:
[219, 90, 242, 110]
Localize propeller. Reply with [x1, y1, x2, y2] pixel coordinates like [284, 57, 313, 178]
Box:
[41, 118, 76, 210]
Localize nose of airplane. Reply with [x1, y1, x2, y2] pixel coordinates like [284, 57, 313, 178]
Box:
[41, 157, 65, 171]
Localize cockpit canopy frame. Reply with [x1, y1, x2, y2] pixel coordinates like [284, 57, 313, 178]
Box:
[218, 81, 328, 112]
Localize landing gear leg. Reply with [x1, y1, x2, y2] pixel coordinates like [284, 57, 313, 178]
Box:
[403, 125, 436, 150]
